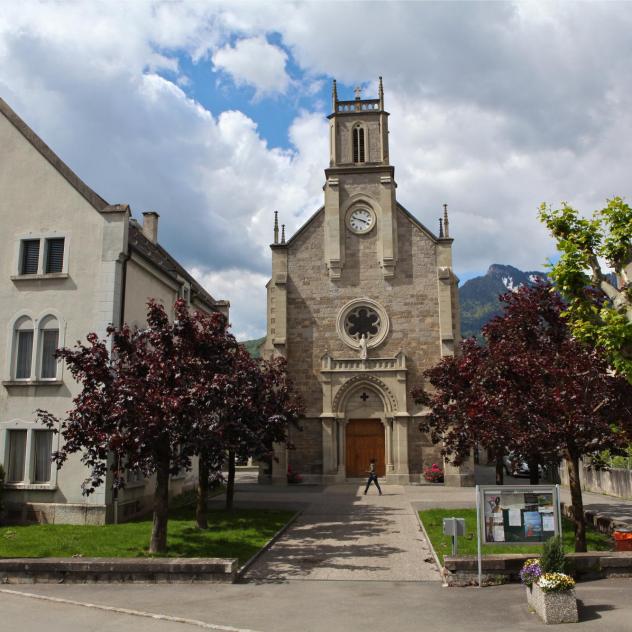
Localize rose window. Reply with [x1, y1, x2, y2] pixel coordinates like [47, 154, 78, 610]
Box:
[336, 299, 389, 350]
[344, 306, 381, 341]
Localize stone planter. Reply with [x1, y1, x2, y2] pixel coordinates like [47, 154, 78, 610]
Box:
[527, 582, 578, 624]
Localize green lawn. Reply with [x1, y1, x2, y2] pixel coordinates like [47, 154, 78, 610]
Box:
[0, 504, 295, 563]
[419, 508, 612, 564]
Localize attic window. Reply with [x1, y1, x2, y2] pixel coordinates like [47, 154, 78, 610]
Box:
[353, 126, 365, 163]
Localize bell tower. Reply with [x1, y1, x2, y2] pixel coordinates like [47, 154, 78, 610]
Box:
[324, 78, 398, 279]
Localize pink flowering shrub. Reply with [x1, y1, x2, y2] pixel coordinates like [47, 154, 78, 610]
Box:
[423, 463, 444, 483]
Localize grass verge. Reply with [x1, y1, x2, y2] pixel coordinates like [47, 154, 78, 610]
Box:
[0, 504, 295, 563]
[419, 508, 612, 564]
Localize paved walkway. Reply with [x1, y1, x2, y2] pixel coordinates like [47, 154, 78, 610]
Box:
[230, 467, 632, 583]
[244, 483, 440, 581]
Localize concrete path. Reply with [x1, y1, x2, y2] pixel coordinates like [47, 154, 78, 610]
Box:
[243, 483, 440, 582]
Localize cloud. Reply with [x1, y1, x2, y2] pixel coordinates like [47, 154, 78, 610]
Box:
[190, 267, 269, 341]
[2, 1, 632, 339]
[212, 36, 291, 97]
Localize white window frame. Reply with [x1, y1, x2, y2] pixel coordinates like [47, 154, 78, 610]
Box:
[12, 232, 70, 279]
[0, 419, 59, 490]
[36, 314, 61, 381]
[4, 310, 66, 384]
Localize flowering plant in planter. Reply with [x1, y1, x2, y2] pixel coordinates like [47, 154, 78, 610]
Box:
[423, 463, 444, 483]
[287, 465, 303, 484]
[520, 558, 543, 587]
[521, 555, 578, 623]
[538, 572, 576, 593]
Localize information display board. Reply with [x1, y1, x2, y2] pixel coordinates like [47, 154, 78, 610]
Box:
[475, 485, 562, 586]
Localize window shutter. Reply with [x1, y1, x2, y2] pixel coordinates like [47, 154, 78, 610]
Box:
[46, 238, 65, 273]
[21, 240, 40, 274]
[41, 329, 59, 379]
[33, 431, 54, 483]
[7, 430, 27, 482]
[16, 330, 34, 379]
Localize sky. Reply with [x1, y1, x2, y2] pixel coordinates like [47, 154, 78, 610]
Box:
[1, 1, 631, 340]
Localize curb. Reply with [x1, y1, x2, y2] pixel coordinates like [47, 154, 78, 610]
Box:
[414, 508, 445, 584]
[236, 510, 302, 581]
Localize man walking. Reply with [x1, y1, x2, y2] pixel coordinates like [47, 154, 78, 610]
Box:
[364, 458, 382, 495]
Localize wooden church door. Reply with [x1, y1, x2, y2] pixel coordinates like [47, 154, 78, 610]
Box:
[345, 419, 385, 477]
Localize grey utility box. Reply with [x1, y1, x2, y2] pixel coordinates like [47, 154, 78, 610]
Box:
[443, 517, 466, 537]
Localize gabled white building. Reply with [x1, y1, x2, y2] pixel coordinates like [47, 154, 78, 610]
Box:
[0, 97, 228, 524]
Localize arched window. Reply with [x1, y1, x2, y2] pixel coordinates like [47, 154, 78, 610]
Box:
[38, 315, 59, 380]
[353, 125, 365, 163]
[13, 316, 34, 379]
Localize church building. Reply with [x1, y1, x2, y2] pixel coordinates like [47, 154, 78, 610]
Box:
[263, 79, 473, 486]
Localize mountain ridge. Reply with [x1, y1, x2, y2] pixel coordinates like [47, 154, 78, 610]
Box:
[459, 263, 548, 338]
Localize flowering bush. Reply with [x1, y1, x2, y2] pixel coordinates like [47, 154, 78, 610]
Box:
[287, 465, 303, 484]
[423, 463, 444, 483]
[538, 572, 576, 593]
[520, 558, 543, 586]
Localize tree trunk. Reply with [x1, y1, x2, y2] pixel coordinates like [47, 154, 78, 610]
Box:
[528, 456, 540, 485]
[495, 454, 504, 485]
[566, 452, 587, 552]
[225, 449, 236, 510]
[196, 456, 209, 529]
[149, 453, 170, 554]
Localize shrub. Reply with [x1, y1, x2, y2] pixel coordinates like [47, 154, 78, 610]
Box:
[287, 465, 302, 484]
[423, 463, 444, 483]
[541, 535, 566, 573]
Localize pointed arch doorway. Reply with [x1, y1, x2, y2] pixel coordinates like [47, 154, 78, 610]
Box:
[345, 419, 385, 477]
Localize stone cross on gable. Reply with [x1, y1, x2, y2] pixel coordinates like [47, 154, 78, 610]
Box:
[354, 86, 362, 99]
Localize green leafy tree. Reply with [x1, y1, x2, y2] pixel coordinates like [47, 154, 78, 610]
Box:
[539, 197, 632, 379]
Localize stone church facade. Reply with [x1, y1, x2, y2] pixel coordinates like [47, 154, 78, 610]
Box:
[263, 80, 473, 486]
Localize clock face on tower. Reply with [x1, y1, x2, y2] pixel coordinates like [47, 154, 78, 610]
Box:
[347, 207, 375, 234]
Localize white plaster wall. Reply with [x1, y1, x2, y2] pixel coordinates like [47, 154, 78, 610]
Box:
[0, 111, 125, 516]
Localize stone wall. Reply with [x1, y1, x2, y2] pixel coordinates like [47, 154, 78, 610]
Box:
[285, 207, 444, 478]
[0, 557, 237, 584]
[559, 463, 632, 501]
[444, 552, 632, 587]
[288, 418, 323, 477]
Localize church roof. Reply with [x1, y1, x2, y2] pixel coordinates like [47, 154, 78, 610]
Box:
[0, 96, 223, 313]
[128, 221, 220, 310]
